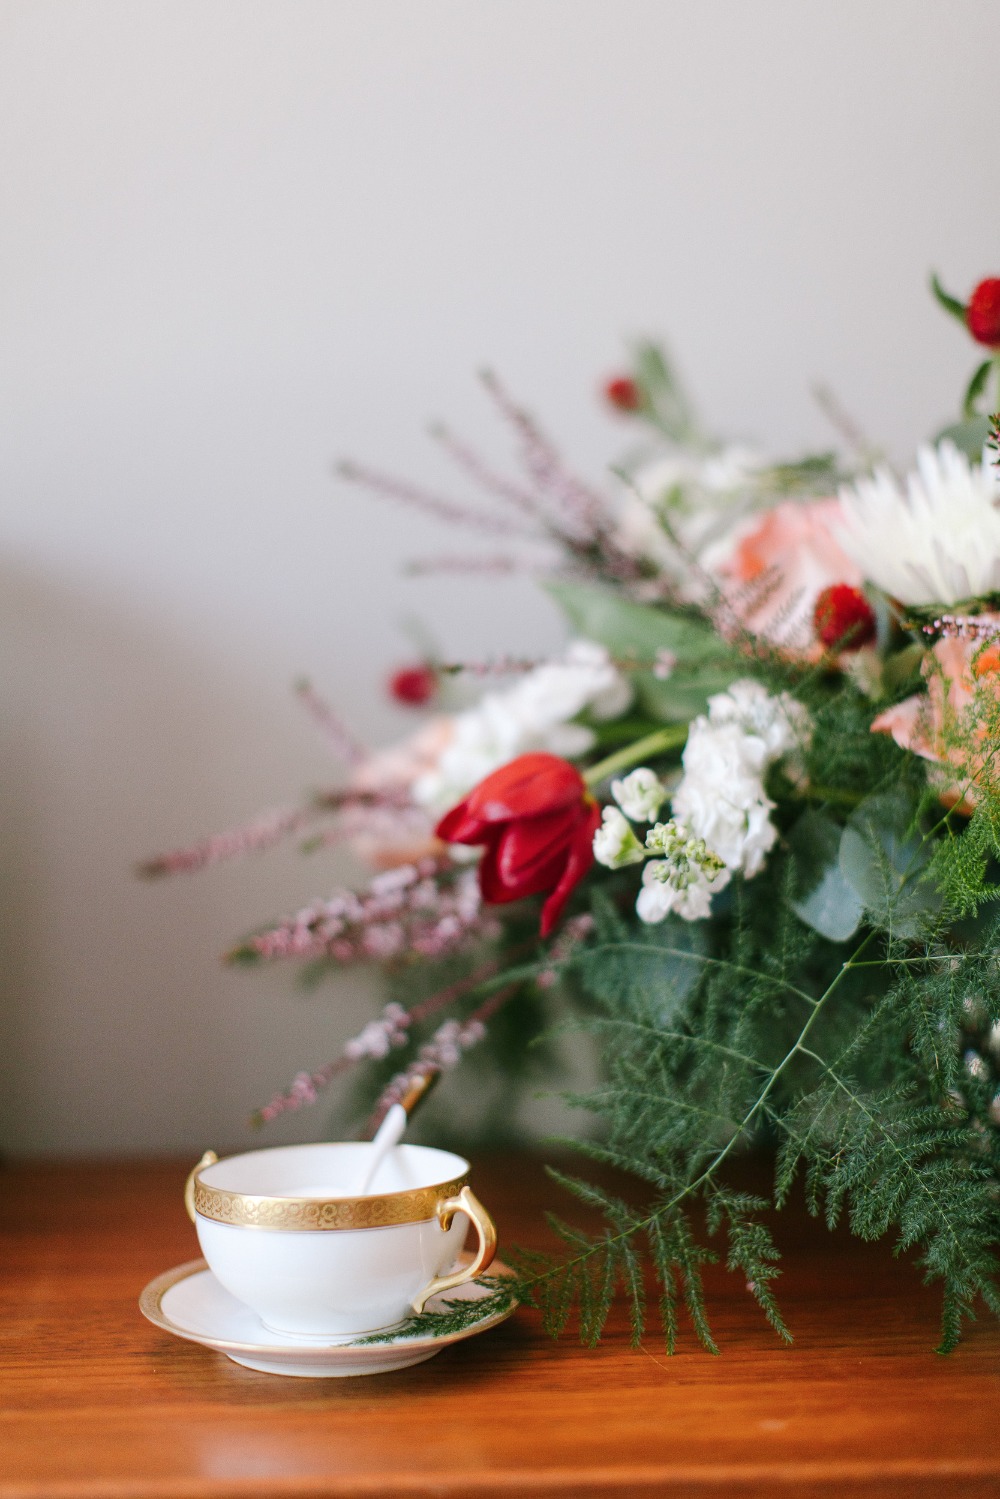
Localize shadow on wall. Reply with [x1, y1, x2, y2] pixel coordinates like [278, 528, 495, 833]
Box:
[0, 556, 380, 1158]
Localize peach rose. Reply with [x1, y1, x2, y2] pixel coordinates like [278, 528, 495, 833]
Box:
[716, 498, 866, 660]
[872, 618, 1000, 812]
[349, 717, 456, 868]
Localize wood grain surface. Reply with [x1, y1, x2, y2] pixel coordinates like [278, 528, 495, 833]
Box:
[2, 1153, 999, 1498]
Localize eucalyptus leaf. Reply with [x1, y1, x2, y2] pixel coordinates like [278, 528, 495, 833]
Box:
[936, 414, 992, 460]
[881, 642, 926, 696]
[546, 579, 741, 723]
[788, 809, 863, 943]
[838, 790, 940, 937]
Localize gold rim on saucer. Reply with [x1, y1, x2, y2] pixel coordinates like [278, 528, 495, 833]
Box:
[138, 1256, 514, 1356]
[185, 1149, 471, 1231]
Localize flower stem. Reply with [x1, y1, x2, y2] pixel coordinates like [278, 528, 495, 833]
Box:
[583, 723, 689, 786]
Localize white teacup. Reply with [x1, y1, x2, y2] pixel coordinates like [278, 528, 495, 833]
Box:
[183, 1141, 497, 1340]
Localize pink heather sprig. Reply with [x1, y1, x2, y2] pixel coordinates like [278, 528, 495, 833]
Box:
[253, 1002, 412, 1125]
[429, 421, 552, 525]
[479, 369, 607, 542]
[919, 615, 1000, 642]
[294, 677, 367, 765]
[252, 956, 517, 1125]
[341, 373, 648, 587]
[138, 806, 319, 879]
[535, 912, 596, 990]
[300, 798, 433, 855]
[231, 858, 490, 967]
[435, 649, 680, 680]
[338, 460, 537, 539]
[139, 786, 414, 879]
[404, 553, 543, 578]
[367, 981, 519, 1133]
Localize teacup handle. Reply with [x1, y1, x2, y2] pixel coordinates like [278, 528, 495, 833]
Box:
[184, 1150, 218, 1223]
[411, 1185, 497, 1315]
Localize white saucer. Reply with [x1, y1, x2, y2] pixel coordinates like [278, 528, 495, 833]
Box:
[139, 1257, 515, 1377]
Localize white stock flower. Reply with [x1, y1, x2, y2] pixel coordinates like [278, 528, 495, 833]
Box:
[671, 695, 802, 879]
[412, 640, 631, 814]
[681, 715, 770, 785]
[614, 445, 770, 587]
[636, 856, 730, 923]
[508, 639, 633, 728]
[836, 441, 1000, 606]
[706, 679, 812, 762]
[611, 766, 667, 822]
[593, 807, 646, 868]
[625, 682, 809, 905]
[673, 767, 777, 878]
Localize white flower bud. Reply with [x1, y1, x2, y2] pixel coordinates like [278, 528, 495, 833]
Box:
[611, 766, 667, 823]
[593, 806, 646, 868]
[636, 858, 730, 924]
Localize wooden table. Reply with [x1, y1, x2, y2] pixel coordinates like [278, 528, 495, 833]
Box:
[3, 1155, 999, 1497]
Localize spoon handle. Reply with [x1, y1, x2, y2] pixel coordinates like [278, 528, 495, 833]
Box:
[358, 1071, 440, 1195]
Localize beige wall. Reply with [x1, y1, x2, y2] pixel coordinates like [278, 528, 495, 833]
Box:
[2, 0, 997, 1154]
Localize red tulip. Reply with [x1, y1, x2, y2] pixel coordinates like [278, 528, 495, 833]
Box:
[435, 753, 600, 937]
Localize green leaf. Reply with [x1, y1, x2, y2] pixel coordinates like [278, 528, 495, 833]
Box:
[546, 579, 741, 723]
[547, 578, 708, 658]
[788, 809, 864, 943]
[631, 341, 698, 443]
[881, 642, 925, 696]
[936, 413, 993, 460]
[574, 923, 708, 1024]
[931, 272, 968, 325]
[963, 360, 993, 420]
[838, 790, 940, 937]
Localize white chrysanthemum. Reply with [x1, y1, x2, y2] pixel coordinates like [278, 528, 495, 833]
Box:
[611, 766, 667, 823]
[593, 807, 646, 869]
[836, 442, 1000, 606]
[413, 639, 632, 813]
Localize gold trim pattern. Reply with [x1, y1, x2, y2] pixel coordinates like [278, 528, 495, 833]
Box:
[192, 1173, 470, 1231]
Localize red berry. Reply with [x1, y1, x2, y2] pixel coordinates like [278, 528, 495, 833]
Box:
[966, 278, 1000, 348]
[604, 376, 642, 412]
[389, 664, 437, 706]
[813, 584, 877, 652]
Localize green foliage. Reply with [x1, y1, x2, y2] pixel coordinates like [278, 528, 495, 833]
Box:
[964, 359, 994, 419]
[776, 1071, 1000, 1352]
[629, 340, 700, 444]
[788, 808, 864, 942]
[937, 414, 994, 459]
[485, 632, 1000, 1352]
[356, 1275, 519, 1344]
[931, 271, 968, 324]
[545, 578, 744, 721]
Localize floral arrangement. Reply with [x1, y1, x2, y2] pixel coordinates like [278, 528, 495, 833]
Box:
[148, 273, 1000, 1352]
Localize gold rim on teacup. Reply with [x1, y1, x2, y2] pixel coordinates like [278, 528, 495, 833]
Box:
[184, 1150, 471, 1232]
